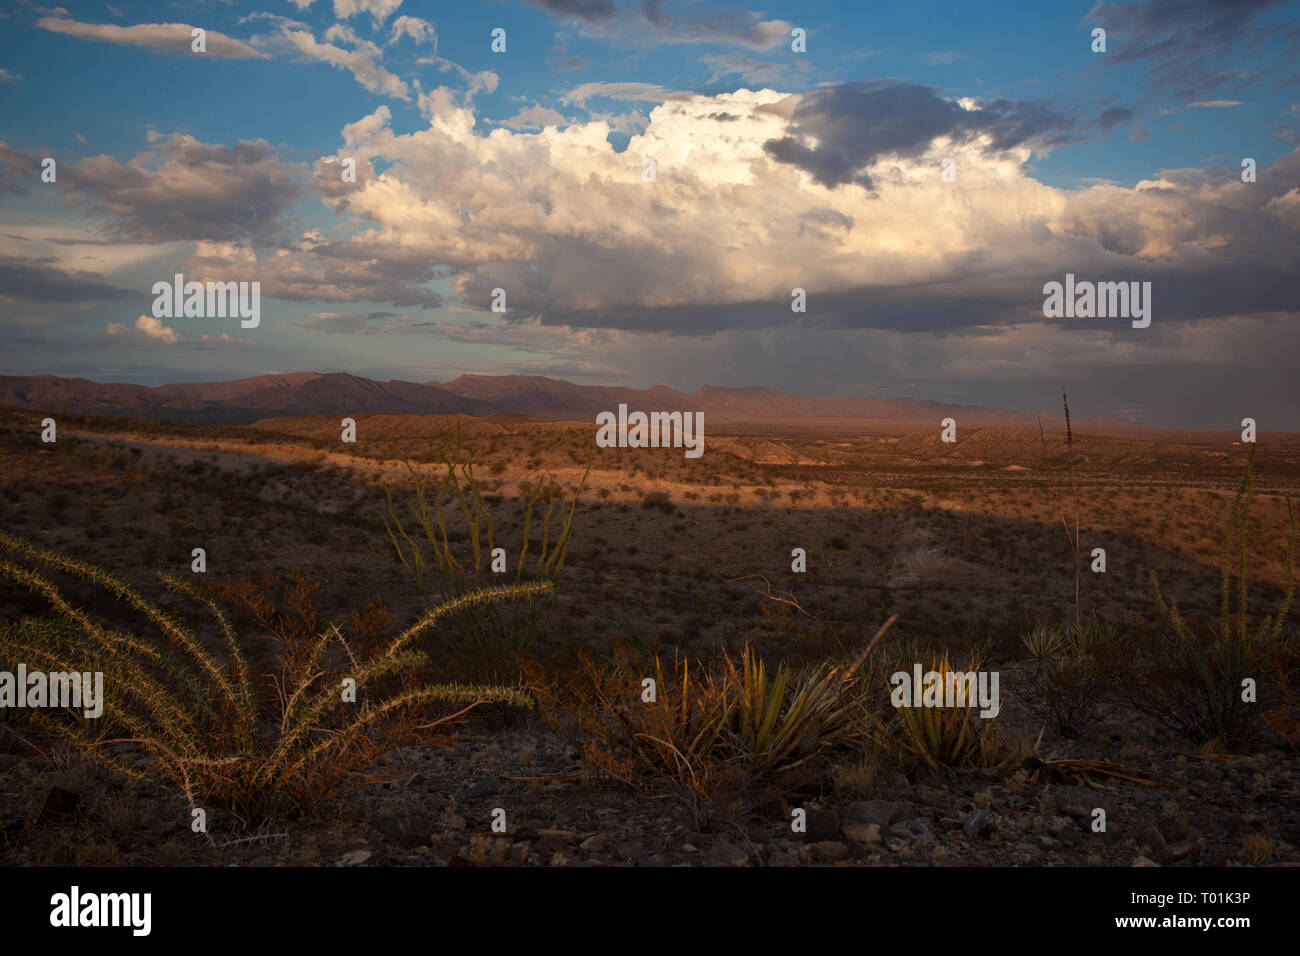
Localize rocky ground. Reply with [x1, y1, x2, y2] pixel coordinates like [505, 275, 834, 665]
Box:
[3, 705, 1297, 867]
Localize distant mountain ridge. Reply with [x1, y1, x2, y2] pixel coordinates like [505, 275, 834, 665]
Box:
[0, 371, 1136, 432]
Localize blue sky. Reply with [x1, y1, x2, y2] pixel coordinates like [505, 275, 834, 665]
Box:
[2, 0, 1299, 427]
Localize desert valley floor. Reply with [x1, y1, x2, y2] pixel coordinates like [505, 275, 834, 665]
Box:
[1, 407, 1297, 867]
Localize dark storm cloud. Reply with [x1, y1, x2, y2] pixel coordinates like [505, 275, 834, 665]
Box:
[1087, 0, 1290, 99]
[64, 134, 305, 243]
[760, 81, 1082, 190]
[184, 234, 446, 309]
[641, 0, 788, 48]
[1097, 107, 1133, 128]
[0, 255, 135, 303]
[524, 0, 618, 23]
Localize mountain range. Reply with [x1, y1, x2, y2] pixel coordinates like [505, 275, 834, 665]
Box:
[0, 371, 1138, 433]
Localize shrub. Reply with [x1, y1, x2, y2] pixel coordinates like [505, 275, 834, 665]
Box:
[641, 490, 673, 514]
[1032, 653, 1108, 739]
[382, 419, 587, 681]
[1127, 446, 1295, 749]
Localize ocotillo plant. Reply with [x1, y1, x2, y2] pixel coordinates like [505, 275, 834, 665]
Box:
[383, 416, 588, 680]
[0, 529, 543, 833]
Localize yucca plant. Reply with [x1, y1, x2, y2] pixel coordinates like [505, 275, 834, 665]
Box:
[1021, 622, 1067, 662]
[536, 618, 899, 823]
[727, 647, 865, 772]
[865, 651, 1037, 771]
[0, 529, 542, 834]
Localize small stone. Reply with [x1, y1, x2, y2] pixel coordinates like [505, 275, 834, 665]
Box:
[704, 838, 749, 867]
[845, 800, 900, 827]
[752, 796, 787, 822]
[469, 776, 501, 798]
[1132, 855, 1160, 867]
[806, 809, 842, 842]
[339, 848, 373, 866]
[842, 822, 883, 845]
[810, 841, 849, 861]
[962, 811, 993, 839]
[1164, 841, 1197, 863]
[1137, 825, 1166, 856]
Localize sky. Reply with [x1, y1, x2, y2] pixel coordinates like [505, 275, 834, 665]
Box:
[1, 0, 1298, 428]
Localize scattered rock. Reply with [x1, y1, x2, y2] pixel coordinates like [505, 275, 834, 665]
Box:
[1137, 825, 1166, 857]
[842, 822, 882, 845]
[704, 838, 749, 867]
[752, 796, 787, 822]
[810, 841, 849, 862]
[845, 800, 901, 827]
[469, 776, 501, 798]
[339, 848, 373, 866]
[962, 811, 993, 839]
[578, 834, 607, 855]
[806, 809, 842, 842]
